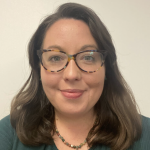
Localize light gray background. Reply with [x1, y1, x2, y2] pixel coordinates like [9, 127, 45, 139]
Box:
[0, 0, 150, 119]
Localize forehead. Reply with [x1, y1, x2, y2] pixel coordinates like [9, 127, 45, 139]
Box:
[42, 19, 98, 52]
[45, 18, 90, 37]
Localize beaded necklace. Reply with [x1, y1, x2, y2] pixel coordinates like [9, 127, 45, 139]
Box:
[56, 128, 87, 150]
[55, 116, 98, 150]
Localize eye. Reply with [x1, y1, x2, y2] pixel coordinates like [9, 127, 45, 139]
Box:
[49, 56, 61, 62]
[84, 56, 94, 61]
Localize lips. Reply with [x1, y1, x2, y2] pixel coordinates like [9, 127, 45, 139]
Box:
[60, 89, 84, 99]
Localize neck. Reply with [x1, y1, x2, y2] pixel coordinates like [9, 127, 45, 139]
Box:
[54, 109, 96, 139]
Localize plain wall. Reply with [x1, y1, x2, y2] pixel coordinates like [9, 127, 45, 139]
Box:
[0, 0, 150, 119]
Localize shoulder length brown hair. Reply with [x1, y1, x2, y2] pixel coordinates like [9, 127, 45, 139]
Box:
[10, 2, 141, 150]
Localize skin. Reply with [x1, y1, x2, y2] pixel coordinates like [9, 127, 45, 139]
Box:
[41, 19, 105, 149]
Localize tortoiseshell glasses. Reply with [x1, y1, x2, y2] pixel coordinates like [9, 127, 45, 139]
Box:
[37, 49, 107, 73]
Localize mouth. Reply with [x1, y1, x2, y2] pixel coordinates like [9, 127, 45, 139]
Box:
[60, 89, 85, 99]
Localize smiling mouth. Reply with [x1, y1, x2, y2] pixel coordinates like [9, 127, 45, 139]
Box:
[60, 89, 84, 99]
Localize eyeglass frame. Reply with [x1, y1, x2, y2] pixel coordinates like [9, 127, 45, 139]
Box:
[37, 49, 107, 73]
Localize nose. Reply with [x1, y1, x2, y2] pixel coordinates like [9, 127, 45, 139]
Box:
[63, 59, 81, 81]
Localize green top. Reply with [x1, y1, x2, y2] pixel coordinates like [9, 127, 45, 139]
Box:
[0, 115, 150, 150]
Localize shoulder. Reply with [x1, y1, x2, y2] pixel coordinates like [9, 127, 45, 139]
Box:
[141, 115, 150, 129]
[0, 115, 57, 150]
[0, 115, 15, 149]
[0, 115, 15, 137]
[141, 115, 150, 139]
[130, 115, 150, 150]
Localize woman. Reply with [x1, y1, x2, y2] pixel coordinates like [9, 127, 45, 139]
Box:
[0, 2, 150, 150]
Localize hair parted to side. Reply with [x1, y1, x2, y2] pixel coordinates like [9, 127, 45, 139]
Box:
[10, 2, 142, 150]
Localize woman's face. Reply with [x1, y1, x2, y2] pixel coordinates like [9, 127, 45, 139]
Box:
[41, 19, 105, 117]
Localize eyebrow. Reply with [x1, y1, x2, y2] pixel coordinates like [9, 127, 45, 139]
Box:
[46, 44, 98, 52]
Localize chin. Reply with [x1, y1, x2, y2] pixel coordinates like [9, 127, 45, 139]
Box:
[55, 105, 93, 117]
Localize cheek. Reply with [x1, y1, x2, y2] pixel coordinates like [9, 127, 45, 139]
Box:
[85, 70, 105, 88]
[89, 76, 105, 95]
[40, 67, 61, 93]
[84, 70, 105, 101]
